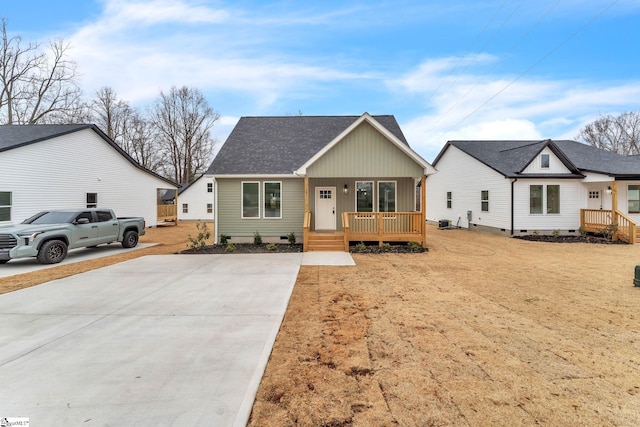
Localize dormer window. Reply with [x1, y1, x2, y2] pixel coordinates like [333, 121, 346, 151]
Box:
[541, 154, 550, 168]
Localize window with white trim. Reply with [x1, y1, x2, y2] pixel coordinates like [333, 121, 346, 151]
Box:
[182, 203, 188, 213]
[629, 185, 640, 214]
[530, 185, 543, 214]
[481, 190, 489, 212]
[541, 154, 550, 168]
[207, 182, 213, 193]
[356, 181, 374, 212]
[264, 182, 282, 218]
[207, 203, 213, 214]
[242, 182, 260, 218]
[87, 192, 97, 208]
[446, 191, 452, 209]
[378, 181, 396, 212]
[547, 185, 560, 214]
[0, 191, 11, 221]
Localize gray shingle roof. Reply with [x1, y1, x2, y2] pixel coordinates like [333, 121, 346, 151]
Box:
[0, 124, 92, 152]
[207, 115, 408, 175]
[436, 139, 640, 178]
[0, 124, 177, 186]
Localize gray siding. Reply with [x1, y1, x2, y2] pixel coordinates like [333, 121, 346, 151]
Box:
[307, 122, 424, 178]
[217, 178, 305, 242]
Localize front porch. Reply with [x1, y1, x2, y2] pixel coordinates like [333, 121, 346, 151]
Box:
[302, 176, 427, 252]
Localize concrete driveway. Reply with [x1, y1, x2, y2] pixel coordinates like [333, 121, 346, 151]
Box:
[0, 253, 303, 426]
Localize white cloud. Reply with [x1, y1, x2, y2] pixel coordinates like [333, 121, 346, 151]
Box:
[393, 56, 640, 161]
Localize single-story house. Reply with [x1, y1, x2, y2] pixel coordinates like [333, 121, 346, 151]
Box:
[427, 139, 640, 242]
[205, 113, 436, 250]
[177, 174, 215, 221]
[0, 124, 178, 227]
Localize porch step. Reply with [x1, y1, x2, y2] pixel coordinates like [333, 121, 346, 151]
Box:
[307, 233, 345, 251]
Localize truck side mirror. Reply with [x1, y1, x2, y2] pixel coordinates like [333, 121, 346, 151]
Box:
[75, 218, 90, 225]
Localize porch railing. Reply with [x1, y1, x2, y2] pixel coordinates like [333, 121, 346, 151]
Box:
[342, 211, 424, 247]
[157, 204, 177, 222]
[580, 209, 636, 244]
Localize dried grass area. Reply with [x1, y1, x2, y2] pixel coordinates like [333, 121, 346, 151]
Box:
[0, 221, 208, 295]
[250, 226, 640, 426]
[3, 222, 640, 425]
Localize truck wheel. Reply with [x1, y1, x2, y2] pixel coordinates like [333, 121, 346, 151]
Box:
[37, 240, 68, 264]
[122, 230, 139, 248]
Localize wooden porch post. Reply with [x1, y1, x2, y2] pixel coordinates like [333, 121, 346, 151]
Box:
[304, 176, 309, 212]
[612, 180, 619, 241]
[421, 175, 427, 248]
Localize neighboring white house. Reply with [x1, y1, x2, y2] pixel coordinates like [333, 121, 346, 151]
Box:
[0, 124, 177, 227]
[427, 139, 640, 237]
[177, 175, 215, 221]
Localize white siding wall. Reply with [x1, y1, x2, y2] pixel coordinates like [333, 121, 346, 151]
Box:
[178, 177, 215, 221]
[521, 147, 571, 174]
[513, 179, 584, 232]
[427, 146, 512, 230]
[0, 128, 174, 226]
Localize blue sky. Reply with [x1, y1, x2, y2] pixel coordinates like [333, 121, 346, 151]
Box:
[2, 0, 640, 161]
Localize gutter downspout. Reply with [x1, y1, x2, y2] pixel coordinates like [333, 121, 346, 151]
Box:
[511, 178, 517, 235]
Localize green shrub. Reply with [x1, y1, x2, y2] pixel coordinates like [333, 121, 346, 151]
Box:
[254, 231, 263, 245]
[219, 233, 229, 245]
[552, 229, 561, 238]
[225, 243, 236, 253]
[578, 226, 587, 237]
[287, 232, 296, 244]
[407, 241, 422, 250]
[266, 243, 278, 251]
[355, 242, 367, 252]
[187, 222, 211, 250]
[381, 242, 391, 251]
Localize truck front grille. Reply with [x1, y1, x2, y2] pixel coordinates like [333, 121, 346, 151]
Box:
[0, 234, 17, 249]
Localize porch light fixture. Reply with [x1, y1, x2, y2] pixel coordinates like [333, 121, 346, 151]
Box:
[607, 186, 612, 195]
[343, 184, 349, 194]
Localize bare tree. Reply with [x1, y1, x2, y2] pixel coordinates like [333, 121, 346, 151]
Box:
[89, 86, 164, 172]
[0, 18, 82, 124]
[576, 112, 640, 155]
[149, 86, 219, 185]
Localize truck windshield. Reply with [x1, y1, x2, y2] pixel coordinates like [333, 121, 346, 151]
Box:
[23, 211, 78, 224]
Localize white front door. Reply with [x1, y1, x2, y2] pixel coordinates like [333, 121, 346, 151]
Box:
[315, 186, 336, 230]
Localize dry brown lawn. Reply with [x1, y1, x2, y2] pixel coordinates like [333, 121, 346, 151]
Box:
[2, 222, 640, 426]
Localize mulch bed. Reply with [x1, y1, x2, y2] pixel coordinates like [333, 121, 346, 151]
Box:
[513, 234, 627, 244]
[182, 243, 303, 254]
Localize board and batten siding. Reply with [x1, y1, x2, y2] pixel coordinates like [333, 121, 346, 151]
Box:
[216, 178, 305, 242]
[427, 145, 512, 230]
[512, 179, 584, 232]
[178, 176, 215, 221]
[520, 147, 572, 174]
[307, 122, 424, 178]
[309, 177, 416, 231]
[1, 128, 173, 226]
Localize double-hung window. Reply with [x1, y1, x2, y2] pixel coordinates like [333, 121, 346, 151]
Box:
[87, 193, 97, 208]
[629, 185, 640, 214]
[207, 182, 213, 193]
[378, 181, 396, 212]
[481, 190, 489, 212]
[446, 191, 452, 209]
[182, 203, 188, 214]
[0, 191, 11, 221]
[547, 185, 560, 214]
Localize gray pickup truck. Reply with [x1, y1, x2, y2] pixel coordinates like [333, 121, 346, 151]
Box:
[0, 209, 146, 264]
